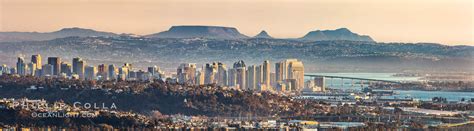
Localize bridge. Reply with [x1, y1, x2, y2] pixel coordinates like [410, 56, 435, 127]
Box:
[304, 74, 402, 88]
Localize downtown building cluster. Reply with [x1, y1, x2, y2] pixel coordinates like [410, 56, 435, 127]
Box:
[177, 59, 305, 92]
[1, 54, 164, 81]
[1, 54, 306, 92]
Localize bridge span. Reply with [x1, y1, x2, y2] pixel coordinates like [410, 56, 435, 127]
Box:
[304, 74, 402, 84]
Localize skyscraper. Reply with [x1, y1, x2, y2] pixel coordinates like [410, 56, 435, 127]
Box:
[275, 59, 304, 91]
[204, 63, 217, 84]
[216, 62, 228, 87]
[263, 60, 271, 89]
[177, 63, 197, 85]
[246, 65, 256, 90]
[233, 60, 246, 89]
[84, 66, 97, 80]
[108, 64, 117, 80]
[47, 57, 61, 76]
[42, 64, 54, 76]
[16, 57, 26, 76]
[31, 54, 42, 69]
[96, 64, 108, 80]
[27, 63, 36, 76]
[60, 62, 72, 76]
[288, 60, 304, 90]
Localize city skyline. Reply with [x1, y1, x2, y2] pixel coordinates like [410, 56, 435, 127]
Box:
[1, 0, 472, 45]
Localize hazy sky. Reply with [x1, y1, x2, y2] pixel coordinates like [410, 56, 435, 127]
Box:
[1, 0, 472, 45]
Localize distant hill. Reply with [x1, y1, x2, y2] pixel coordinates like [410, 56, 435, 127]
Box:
[0, 27, 120, 42]
[146, 26, 249, 39]
[253, 30, 273, 39]
[300, 28, 374, 42]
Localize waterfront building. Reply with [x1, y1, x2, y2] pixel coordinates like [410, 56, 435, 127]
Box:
[47, 57, 61, 76]
[314, 76, 326, 92]
[84, 66, 97, 80]
[31, 54, 42, 69]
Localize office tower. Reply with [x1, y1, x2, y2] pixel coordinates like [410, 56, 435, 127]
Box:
[275, 62, 284, 82]
[47, 57, 61, 76]
[275, 59, 304, 91]
[233, 60, 246, 89]
[31, 54, 42, 69]
[108, 64, 117, 80]
[246, 65, 256, 90]
[16, 57, 26, 76]
[216, 62, 228, 86]
[204, 63, 217, 84]
[84, 66, 97, 80]
[262, 60, 271, 88]
[255, 65, 263, 87]
[72, 57, 81, 74]
[123, 63, 132, 70]
[118, 67, 129, 80]
[227, 69, 237, 87]
[42, 64, 54, 76]
[288, 60, 304, 90]
[97, 64, 108, 80]
[0, 64, 7, 75]
[28, 63, 37, 76]
[196, 69, 205, 85]
[270, 72, 276, 88]
[314, 77, 326, 92]
[148, 66, 158, 76]
[177, 63, 197, 85]
[60, 62, 72, 76]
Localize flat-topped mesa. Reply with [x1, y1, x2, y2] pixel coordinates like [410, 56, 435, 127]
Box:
[300, 28, 374, 42]
[146, 25, 249, 39]
[253, 30, 273, 39]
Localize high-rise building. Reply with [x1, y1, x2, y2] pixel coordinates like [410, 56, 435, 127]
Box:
[196, 69, 205, 85]
[84, 66, 97, 80]
[60, 62, 72, 76]
[227, 68, 237, 87]
[262, 60, 271, 89]
[42, 64, 54, 76]
[216, 62, 228, 86]
[314, 76, 326, 92]
[204, 63, 217, 84]
[246, 65, 256, 90]
[16, 57, 26, 76]
[31, 54, 42, 69]
[28, 63, 37, 76]
[97, 64, 108, 80]
[256, 65, 263, 87]
[72, 57, 81, 74]
[233, 60, 246, 89]
[288, 60, 304, 90]
[275, 59, 304, 91]
[47, 57, 61, 76]
[177, 63, 197, 85]
[108, 64, 117, 80]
